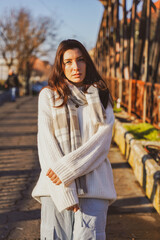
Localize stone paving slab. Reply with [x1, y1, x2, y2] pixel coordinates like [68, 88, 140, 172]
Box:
[0, 97, 160, 240]
[106, 143, 160, 240]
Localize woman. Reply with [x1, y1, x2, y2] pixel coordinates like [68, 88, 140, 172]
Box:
[32, 39, 116, 240]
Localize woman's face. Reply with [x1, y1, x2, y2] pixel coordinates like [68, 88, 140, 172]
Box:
[63, 48, 86, 87]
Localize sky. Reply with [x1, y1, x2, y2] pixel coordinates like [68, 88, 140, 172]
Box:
[0, 0, 104, 56]
[0, 0, 158, 62]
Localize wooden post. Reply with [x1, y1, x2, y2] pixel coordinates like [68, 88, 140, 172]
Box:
[119, 78, 122, 103]
[143, 0, 151, 83]
[133, 0, 147, 80]
[128, 79, 132, 115]
[106, 1, 110, 77]
[128, 0, 137, 115]
[108, 0, 115, 78]
[143, 0, 151, 122]
[122, 0, 129, 79]
[114, 0, 121, 78]
[129, 0, 137, 79]
[148, 6, 160, 122]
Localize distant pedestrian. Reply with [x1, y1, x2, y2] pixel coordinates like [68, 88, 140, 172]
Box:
[32, 39, 117, 240]
[5, 69, 19, 102]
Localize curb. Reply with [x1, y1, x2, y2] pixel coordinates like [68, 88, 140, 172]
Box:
[113, 119, 160, 214]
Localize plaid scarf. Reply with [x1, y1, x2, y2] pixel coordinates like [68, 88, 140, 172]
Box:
[53, 83, 106, 195]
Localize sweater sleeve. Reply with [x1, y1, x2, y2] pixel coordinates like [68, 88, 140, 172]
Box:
[37, 88, 79, 211]
[37, 89, 63, 172]
[53, 102, 115, 185]
[39, 88, 114, 187]
[73, 102, 114, 176]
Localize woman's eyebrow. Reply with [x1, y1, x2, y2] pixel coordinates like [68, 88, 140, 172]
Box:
[64, 55, 83, 61]
[63, 58, 71, 62]
[77, 55, 84, 59]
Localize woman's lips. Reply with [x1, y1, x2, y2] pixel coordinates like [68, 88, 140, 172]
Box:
[73, 73, 81, 77]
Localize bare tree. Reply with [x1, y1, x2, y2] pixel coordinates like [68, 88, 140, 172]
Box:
[0, 8, 57, 94]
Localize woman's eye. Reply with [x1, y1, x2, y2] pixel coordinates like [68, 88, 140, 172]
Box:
[64, 61, 71, 65]
[78, 58, 84, 62]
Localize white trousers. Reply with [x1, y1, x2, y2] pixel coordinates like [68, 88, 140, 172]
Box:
[40, 197, 109, 240]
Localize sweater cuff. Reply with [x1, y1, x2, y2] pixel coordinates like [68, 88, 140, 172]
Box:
[53, 160, 74, 186]
[48, 180, 79, 212]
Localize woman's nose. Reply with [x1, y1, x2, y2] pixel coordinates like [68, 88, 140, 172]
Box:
[72, 61, 79, 70]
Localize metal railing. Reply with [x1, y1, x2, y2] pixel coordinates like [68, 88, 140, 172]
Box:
[106, 77, 160, 129]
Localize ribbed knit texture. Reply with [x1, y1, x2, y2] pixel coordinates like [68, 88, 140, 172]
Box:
[51, 84, 107, 195]
[32, 88, 117, 212]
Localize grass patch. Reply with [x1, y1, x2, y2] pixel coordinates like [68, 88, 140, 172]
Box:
[113, 101, 122, 113]
[123, 123, 160, 141]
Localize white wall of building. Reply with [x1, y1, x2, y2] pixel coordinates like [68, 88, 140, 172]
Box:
[0, 58, 9, 81]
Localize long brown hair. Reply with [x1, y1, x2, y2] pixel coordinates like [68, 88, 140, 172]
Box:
[48, 39, 112, 108]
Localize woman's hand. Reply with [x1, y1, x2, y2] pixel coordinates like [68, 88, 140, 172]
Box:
[46, 168, 62, 185]
[47, 169, 79, 212]
[67, 204, 80, 212]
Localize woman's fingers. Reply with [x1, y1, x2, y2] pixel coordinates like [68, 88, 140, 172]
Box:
[46, 168, 52, 176]
[50, 174, 57, 181]
[67, 206, 74, 211]
[55, 179, 62, 185]
[46, 169, 56, 178]
[48, 172, 54, 178]
[46, 168, 54, 177]
[73, 205, 80, 212]
[67, 206, 72, 211]
[52, 176, 62, 185]
[46, 169, 62, 185]
[52, 176, 59, 182]
[67, 204, 79, 212]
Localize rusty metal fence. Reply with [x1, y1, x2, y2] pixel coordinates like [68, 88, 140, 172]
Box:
[106, 77, 160, 129]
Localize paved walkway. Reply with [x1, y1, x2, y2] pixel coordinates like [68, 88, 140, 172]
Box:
[0, 96, 40, 240]
[0, 96, 160, 240]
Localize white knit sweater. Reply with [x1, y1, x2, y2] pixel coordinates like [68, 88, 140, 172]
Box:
[32, 88, 117, 212]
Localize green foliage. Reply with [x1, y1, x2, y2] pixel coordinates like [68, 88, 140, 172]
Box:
[123, 123, 160, 141]
[113, 101, 122, 113]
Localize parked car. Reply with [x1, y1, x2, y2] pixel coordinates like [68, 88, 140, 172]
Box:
[32, 81, 48, 95]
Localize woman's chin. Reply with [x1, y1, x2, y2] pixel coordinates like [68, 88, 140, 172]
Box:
[68, 80, 84, 87]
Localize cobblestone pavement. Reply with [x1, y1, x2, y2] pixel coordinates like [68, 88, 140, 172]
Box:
[0, 96, 41, 240]
[0, 96, 160, 240]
